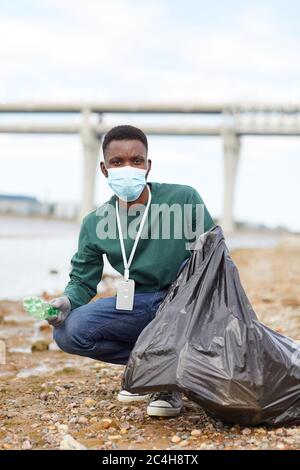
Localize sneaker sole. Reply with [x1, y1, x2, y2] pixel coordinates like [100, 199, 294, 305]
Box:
[147, 405, 182, 417]
[117, 393, 151, 403]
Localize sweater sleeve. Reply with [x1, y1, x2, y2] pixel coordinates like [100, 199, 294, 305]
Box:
[191, 188, 215, 239]
[64, 222, 103, 310]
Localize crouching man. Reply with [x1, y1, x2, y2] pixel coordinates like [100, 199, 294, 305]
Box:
[50, 125, 215, 417]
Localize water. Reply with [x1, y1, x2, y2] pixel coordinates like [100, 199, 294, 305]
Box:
[0, 216, 119, 300]
[0, 216, 281, 300]
[226, 232, 280, 250]
[0, 234, 79, 299]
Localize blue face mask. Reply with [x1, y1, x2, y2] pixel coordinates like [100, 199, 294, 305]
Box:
[107, 166, 147, 202]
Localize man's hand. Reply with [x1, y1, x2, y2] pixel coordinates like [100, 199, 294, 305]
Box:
[47, 296, 71, 328]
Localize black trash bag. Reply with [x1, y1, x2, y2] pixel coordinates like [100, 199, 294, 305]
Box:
[122, 224, 300, 426]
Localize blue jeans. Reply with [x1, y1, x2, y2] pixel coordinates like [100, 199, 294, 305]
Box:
[53, 258, 189, 365]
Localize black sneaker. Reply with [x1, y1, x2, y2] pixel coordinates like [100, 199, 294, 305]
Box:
[147, 391, 183, 417]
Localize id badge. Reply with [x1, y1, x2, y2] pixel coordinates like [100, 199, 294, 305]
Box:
[116, 279, 135, 311]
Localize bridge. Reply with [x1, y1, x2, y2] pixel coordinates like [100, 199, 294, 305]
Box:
[1, 102, 299, 232]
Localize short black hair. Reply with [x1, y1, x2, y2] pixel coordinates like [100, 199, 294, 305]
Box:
[102, 125, 148, 157]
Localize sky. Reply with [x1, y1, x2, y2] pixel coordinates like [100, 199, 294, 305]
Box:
[0, 0, 299, 231]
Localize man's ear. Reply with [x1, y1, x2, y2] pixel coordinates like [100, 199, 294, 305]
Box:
[100, 161, 108, 178]
[146, 158, 152, 179]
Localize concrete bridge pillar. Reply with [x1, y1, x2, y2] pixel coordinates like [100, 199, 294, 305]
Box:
[221, 129, 240, 234]
[78, 109, 100, 222]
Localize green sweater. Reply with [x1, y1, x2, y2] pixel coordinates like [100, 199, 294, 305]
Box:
[64, 182, 215, 309]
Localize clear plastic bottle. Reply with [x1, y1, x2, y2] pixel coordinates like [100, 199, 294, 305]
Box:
[23, 296, 59, 320]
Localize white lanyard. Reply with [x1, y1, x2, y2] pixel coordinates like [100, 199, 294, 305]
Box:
[115, 184, 152, 281]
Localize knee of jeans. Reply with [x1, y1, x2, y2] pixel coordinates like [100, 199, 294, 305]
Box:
[53, 313, 94, 352]
[52, 326, 79, 354]
[53, 326, 70, 353]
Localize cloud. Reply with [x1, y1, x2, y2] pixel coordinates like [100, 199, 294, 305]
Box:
[0, 0, 299, 103]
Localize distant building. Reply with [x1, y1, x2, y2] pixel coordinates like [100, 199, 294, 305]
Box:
[0, 194, 79, 220]
[52, 201, 79, 220]
[0, 194, 43, 215]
